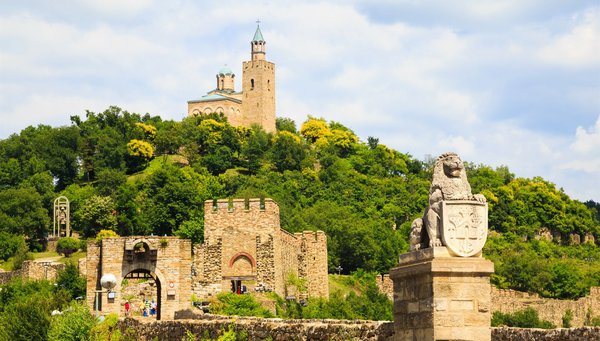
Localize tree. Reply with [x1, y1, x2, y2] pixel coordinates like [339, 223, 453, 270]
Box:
[73, 195, 117, 237]
[0, 187, 50, 239]
[276, 117, 297, 133]
[55, 261, 86, 299]
[270, 131, 306, 172]
[47, 301, 95, 341]
[0, 232, 26, 261]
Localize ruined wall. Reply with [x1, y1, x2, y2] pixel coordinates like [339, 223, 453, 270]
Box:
[115, 317, 600, 341]
[492, 327, 600, 340]
[491, 286, 600, 328]
[297, 231, 329, 298]
[279, 230, 299, 297]
[376, 274, 393, 301]
[117, 315, 394, 341]
[20, 260, 65, 281]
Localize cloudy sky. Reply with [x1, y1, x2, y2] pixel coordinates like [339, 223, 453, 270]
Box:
[1, 1, 599, 201]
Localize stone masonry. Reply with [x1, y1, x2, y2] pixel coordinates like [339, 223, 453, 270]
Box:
[192, 198, 328, 299]
[86, 236, 191, 320]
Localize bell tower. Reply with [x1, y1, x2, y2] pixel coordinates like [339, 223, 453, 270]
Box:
[242, 22, 276, 133]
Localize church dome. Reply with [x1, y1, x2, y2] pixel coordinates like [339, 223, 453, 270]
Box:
[218, 67, 234, 76]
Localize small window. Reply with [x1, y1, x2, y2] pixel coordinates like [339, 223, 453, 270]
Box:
[250, 79, 254, 90]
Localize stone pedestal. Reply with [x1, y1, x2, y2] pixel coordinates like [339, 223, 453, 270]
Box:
[390, 247, 494, 341]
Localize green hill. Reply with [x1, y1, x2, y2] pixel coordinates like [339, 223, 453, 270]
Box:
[0, 106, 598, 299]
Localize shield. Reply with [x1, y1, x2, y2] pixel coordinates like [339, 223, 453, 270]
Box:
[441, 200, 488, 257]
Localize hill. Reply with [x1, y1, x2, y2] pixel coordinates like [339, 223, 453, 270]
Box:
[0, 106, 598, 299]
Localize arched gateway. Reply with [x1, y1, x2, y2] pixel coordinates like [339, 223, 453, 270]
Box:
[85, 237, 191, 320]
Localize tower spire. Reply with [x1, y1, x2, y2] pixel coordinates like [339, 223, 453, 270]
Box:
[251, 21, 266, 61]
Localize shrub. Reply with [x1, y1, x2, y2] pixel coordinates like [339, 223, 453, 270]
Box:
[492, 308, 555, 329]
[56, 261, 86, 300]
[0, 232, 26, 261]
[562, 309, 574, 328]
[95, 229, 119, 242]
[56, 237, 80, 257]
[11, 244, 32, 270]
[47, 301, 95, 341]
[210, 293, 273, 317]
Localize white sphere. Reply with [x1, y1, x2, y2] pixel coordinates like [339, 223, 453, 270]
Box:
[100, 274, 117, 290]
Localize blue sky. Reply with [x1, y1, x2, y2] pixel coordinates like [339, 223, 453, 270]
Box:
[1, 1, 598, 201]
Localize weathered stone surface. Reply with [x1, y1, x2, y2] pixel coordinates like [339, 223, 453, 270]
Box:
[193, 198, 328, 300]
[390, 249, 494, 341]
[85, 236, 192, 320]
[492, 327, 600, 340]
[117, 315, 395, 341]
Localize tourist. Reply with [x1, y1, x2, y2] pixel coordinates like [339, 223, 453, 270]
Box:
[150, 299, 156, 316]
[124, 300, 130, 317]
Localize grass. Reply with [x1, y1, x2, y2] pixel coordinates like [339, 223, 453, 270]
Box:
[0, 250, 87, 271]
[31, 251, 60, 259]
[328, 274, 362, 296]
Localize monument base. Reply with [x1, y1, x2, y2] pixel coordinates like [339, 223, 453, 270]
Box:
[390, 247, 494, 341]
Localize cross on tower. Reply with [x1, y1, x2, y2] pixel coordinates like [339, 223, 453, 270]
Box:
[256, 19, 261, 25]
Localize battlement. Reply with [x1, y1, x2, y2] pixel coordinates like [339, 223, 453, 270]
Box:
[242, 59, 275, 71]
[205, 198, 278, 214]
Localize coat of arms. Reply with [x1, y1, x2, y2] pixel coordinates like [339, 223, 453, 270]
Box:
[441, 200, 488, 257]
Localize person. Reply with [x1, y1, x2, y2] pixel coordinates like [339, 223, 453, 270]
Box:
[150, 299, 156, 316]
[124, 300, 130, 317]
[144, 299, 150, 317]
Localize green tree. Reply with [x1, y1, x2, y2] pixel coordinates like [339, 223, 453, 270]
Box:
[74, 195, 117, 237]
[55, 261, 86, 300]
[0, 187, 50, 239]
[47, 301, 95, 341]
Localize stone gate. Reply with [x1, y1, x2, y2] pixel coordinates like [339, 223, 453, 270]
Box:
[85, 236, 192, 320]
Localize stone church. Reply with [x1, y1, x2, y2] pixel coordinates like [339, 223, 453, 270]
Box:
[187, 25, 276, 133]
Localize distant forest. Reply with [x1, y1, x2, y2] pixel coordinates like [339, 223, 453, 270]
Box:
[1, 106, 599, 299]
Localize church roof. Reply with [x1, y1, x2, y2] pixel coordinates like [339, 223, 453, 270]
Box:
[218, 67, 233, 76]
[188, 93, 242, 104]
[252, 25, 264, 42]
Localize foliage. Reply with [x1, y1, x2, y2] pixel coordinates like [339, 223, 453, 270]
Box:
[56, 237, 80, 257]
[88, 313, 129, 341]
[55, 261, 86, 300]
[1, 106, 599, 299]
[74, 195, 117, 237]
[562, 309, 574, 328]
[11, 244, 32, 270]
[0, 278, 70, 341]
[0, 232, 26, 261]
[95, 229, 119, 241]
[47, 301, 95, 341]
[491, 307, 555, 329]
[210, 293, 274, 318]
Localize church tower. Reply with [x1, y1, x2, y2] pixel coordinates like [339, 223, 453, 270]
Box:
[241, 24, 276, 133]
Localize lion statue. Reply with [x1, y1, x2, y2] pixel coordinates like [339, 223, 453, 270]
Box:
[410, 152, 486, 250]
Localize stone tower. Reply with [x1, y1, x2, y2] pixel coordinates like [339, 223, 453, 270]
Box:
[241, 25, 276, 133]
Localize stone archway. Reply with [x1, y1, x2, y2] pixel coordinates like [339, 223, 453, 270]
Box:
[85, 236, 191, 320]
[123, 268, 162, 320]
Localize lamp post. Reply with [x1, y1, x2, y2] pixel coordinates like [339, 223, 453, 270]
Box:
[95, 273, 117, 316]
[335, 266, 343, 275]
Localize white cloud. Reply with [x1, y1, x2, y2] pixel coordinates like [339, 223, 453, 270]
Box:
[538, 8, 600, 68]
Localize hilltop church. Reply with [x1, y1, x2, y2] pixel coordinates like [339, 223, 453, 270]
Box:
[187, 24, 276, 133]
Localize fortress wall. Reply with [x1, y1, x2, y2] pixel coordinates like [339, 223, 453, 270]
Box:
[491, 286, 600, 328]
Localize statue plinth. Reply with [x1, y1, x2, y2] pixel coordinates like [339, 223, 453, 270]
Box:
[390, 249, 494, 341]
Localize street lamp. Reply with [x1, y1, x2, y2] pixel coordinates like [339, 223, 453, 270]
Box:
[95, 274, 117, 316]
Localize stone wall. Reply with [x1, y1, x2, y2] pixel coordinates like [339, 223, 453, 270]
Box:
[194, 198, 328, 300]
[492, 327, 600, 340]
[114, 317, 600, 341]
[491, 286, 600, 328]
[376, 274, 393, 300]
[0, 261, 64, 285]
[117, 315, 395, 341]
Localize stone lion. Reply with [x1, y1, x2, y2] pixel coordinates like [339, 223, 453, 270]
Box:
[410, 152, 486, 250]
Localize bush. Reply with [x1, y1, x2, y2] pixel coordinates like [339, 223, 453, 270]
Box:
[562, 309, 574, 328]
[492, 308, 555, 329]
[0, 232, 26, 261]
[95, 229, 119, 242]
[56, 237, 79, 257]
[12, 244, 32, 270]
[47, 301, 95, 341]
[210, 293, 273, 317]
[56, 261, 86, 300]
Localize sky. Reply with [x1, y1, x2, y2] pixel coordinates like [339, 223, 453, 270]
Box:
[0, 0, 599, 201]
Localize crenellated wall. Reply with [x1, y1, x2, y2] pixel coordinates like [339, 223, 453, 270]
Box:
[193, 198, 328, 300]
